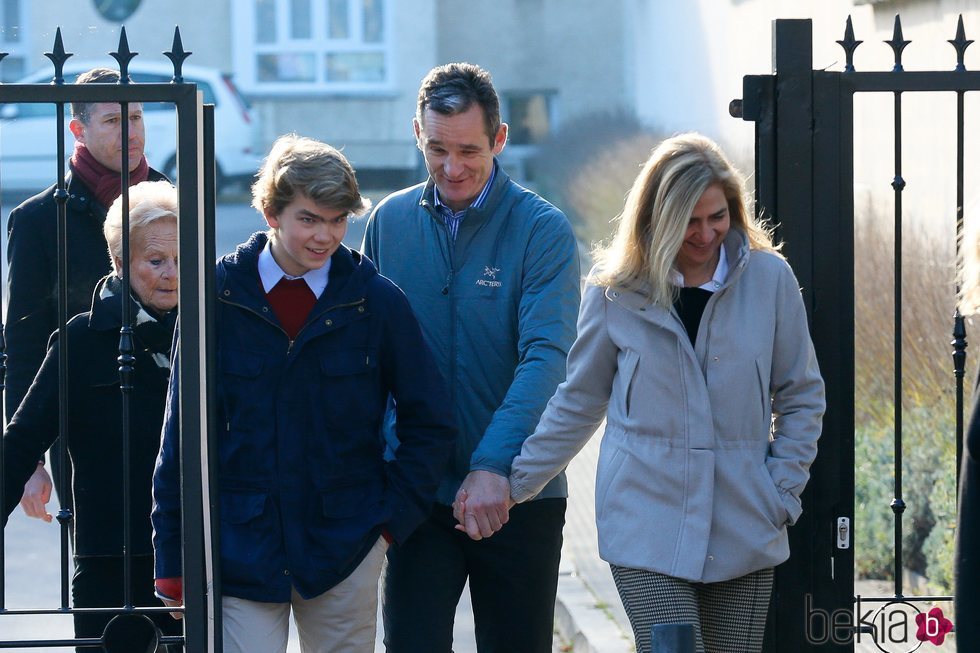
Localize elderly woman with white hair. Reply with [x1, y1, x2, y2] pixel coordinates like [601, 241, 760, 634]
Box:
[2, 180, 181, 650]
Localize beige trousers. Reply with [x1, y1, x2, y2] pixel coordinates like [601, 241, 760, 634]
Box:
[222, 536, 387, 653]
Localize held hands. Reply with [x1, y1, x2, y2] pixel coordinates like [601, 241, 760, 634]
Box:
[20, 464, 53, 523]
[451, 470, 516, 540]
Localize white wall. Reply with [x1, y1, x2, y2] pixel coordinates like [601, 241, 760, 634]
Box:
[20, 1, 231, 74]
[633, 0, 980, 237]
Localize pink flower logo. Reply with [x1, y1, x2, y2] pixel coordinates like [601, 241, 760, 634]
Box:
[914, 607, 953, 645]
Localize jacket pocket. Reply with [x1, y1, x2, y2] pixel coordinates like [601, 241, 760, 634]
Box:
[616, 349, 640, 419]
[317, 348, 381, 429]
[221, 351, 265, 431]
[320, 348, 378, 376]
[219, 489, 276, 586]
[220, 489, 268, 524]
[755, 357, 771, 425]
[594, 443, 626, 521]
[757, 463, 789, 528]
[320, 478, 383, 520]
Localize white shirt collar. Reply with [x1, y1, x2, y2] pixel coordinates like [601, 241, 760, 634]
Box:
[258, 239, 330, 298]
[671, 244, 729, 291]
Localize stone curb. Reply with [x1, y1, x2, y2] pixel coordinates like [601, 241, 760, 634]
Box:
[554, 568, 633, 653]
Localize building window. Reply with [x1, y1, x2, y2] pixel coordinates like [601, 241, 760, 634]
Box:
[505, 92, 557, 145]
[0, 0, 28, 82]
[234, 0, 390, 94]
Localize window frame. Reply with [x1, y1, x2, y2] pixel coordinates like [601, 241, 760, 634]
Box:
[232, 0, 394, 96]
[0, 0, 30, 83]
[503, 90, 559, 147]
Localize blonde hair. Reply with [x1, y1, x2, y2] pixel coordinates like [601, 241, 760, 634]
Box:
[251, 134, 370, 218]
[593, 132, 779, 307]
[959, 210, 980, 314]
[103, 180, 179, 273]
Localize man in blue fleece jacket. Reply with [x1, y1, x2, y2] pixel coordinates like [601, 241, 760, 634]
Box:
[362, 62, 580, 652]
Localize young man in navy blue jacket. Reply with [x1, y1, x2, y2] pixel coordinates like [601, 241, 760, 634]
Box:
[152, 135, 455, 652]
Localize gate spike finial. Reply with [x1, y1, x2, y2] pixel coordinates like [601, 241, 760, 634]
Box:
[885, 14, 911, 72]
[44, 27, 73, 85]
[110, 26, 138, 82]
[836, 15, 863, 73]
[164, 26, 192, 83]
[948, 14, 973, 72]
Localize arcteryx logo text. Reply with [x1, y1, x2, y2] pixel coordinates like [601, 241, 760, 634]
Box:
[476, 266, 502, 288]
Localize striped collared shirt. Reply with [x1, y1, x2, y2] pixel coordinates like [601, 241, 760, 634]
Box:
[432, 162, 497, 241]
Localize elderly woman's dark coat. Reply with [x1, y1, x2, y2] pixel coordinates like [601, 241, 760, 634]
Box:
[1, 275, 178, 642]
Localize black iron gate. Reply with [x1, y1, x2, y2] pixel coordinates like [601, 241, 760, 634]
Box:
[733, 15, 975, 652]
[0, 28, 221, 651]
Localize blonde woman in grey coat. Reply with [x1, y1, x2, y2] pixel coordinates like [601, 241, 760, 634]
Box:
[504, 134, 825, 653]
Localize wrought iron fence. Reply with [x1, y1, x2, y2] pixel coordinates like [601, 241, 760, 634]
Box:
[0, 26, 220, 652]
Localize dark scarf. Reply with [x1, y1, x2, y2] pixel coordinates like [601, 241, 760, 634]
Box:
[70, 142, 150, 210]
[99, 275, 177, 370]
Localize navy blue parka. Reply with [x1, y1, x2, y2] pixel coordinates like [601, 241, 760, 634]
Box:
[151, 232, 455, 602]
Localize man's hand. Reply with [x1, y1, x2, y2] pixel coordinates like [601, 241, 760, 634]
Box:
[20, 464, 53, 523]
[154, 577, 184, 620]
[451, 470, 513, 540]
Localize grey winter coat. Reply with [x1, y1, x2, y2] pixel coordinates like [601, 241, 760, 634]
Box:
[509, 230, 825, 582]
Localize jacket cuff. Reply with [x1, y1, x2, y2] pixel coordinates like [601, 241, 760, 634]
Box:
[468, 462, 510, 477]
[778, 489, 803, 525]
[154, 577, 183, 603]
[509, 477, 537, 504]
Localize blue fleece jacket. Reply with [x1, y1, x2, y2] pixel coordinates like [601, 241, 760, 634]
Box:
[362, 166, 580, 504]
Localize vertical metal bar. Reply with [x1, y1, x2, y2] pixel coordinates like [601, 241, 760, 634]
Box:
[54, 97, 72, 611]
[761, 19, 821, 652]
[0, 118, 5, 613]
[202, 102, 223, 651]
[813, 68, 857, 645]
[953, 89, 967, 488]
[118, 99, 134, 610]
[891, 89, 907, 598]
[175, 84, 211, 651]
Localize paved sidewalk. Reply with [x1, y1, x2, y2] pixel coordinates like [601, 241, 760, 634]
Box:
[553, 426, 635, 653]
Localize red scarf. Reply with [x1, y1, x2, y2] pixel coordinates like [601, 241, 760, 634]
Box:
[70, 142, 150, 210]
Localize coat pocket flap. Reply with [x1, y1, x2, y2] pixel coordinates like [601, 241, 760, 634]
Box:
[321, 480, 380, 519]
[220, 490, 268, 524]
[320, 349, 377, 377]
[223, 354, 264, 378]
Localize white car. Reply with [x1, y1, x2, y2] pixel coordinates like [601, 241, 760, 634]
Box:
[0, 60, 261, 194]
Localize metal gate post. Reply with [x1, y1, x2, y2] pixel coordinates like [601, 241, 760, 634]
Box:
[740, 19, 855, 652]
[175, 85, 218, 652]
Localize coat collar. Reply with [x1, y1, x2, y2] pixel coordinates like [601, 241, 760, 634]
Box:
[417, 159, 515, 230]
[218, 231, 374, 311]
[63, 164, 167, 217]
[605, 229, 752, 326]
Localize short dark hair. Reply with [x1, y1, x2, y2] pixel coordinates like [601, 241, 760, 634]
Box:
[71, 68, 121, 124]
[416, 63, 501, 145]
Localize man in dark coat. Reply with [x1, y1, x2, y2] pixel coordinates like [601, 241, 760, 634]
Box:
[4, 67, 166, 521]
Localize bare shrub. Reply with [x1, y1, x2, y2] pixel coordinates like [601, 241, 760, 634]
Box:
[530, 110, 665, 248]
[853, 212, 966, 590]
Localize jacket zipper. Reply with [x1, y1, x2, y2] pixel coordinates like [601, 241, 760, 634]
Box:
[218, 296, 367, 356]
[424, 203, 457, 411]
